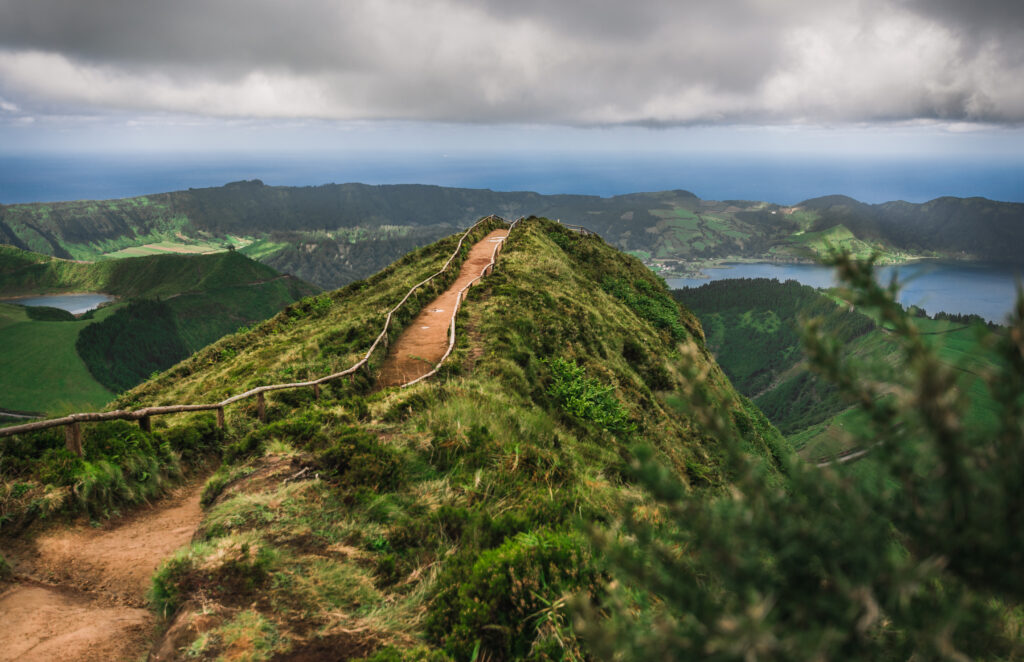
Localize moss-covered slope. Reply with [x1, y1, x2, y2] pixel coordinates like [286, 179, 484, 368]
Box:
[9, 218, 786, 660]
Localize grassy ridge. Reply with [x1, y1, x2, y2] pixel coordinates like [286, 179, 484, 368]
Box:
[78, 217, 783, 659]
[0, 245, 291, 297]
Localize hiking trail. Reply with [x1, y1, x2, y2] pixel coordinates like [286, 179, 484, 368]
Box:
[378, 228, 508, 387]
[0, 480, 204, 661]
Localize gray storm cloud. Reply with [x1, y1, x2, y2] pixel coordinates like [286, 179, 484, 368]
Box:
[0, 0, 1021, 124]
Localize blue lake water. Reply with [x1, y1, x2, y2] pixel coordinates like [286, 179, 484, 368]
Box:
[668, 261, 1023, 324]
[1, 293, 115, 315]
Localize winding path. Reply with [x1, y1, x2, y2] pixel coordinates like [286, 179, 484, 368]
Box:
[378, 228, 508, 387]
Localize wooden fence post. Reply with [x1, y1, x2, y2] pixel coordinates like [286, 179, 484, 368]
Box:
[65, 423, 83, 457]
[138, 416, 151, 433]
[313, 384, 321, 400]
[216, 407, 225, 428]
[257, 392, 266, 422]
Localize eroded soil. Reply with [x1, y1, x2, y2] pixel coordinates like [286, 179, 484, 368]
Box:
[0, 480, 204, 661]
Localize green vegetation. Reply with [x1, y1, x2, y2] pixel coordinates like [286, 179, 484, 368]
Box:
[575, 253, 1024, 660]
[5, 181, 1020, 289]
[678, 277, 1007, 463]
[0, 416, 223, 534]
[24, 217, 776, 658]
[76, 299, 192, 392]
[677, 278, 876, 434]
[0, 302, 119, 413]
[0, 244, 307, 298]
[4, 218, 1021, 659]
[0, 247, 318, 411]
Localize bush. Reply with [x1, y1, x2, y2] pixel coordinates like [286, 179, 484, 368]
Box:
[316, 427, 401, 491]
[545, 358, 634, 435]
[426, 530, 599, 660]
[37, 447, 84, 486]
[160, 416, 224, 465]
[581, 252, 1024, 660]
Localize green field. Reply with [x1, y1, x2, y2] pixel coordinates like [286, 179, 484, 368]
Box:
[0, 247, 319, 411]
[0, 302, 120, 414]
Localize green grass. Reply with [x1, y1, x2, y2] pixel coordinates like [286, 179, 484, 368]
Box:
[3, 217, 787, 658]
[82, 218, 787, 658]
[0, 302, 120, 413]
[240, 239, 289, 261]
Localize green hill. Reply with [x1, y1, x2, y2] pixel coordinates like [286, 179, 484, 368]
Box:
[0, 248, 318, 412]
[1, 217, 785, 658]
[4, 181, 1020, 289]
[0, 302, 121, 414]
[676, 278, 1004, 461]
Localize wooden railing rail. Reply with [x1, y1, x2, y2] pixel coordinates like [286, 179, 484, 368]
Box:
[401, 217, 522, 388]
[0, 215, 517, 448]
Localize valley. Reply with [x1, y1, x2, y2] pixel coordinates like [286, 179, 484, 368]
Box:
[0, 247, 318, 414]
[676, 277, 1005, 462]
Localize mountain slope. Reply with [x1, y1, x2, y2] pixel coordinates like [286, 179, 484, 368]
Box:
[801, 194, 1024, 262]
[51, 217, 784, 659]
[676, 277, 1005, 462]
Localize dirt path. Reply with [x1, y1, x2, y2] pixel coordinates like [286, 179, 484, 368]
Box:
[0, 480, 205, 662]
[378, 229, 508, 386]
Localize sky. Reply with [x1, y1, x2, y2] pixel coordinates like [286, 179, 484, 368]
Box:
[0, 0, 1022, 199]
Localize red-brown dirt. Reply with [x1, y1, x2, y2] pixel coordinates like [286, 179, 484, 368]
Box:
[377, 229, 508, 386]
[0, 480, 204, 661]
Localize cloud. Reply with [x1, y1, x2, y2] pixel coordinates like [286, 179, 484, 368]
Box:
[0, 0, 1022, 125]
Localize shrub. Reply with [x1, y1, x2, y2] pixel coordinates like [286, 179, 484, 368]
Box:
[160, 416, 224, 465]
[316, 427, 401, 491]
[37, 447, 84, 486]
[426, 530, 599, 660]
[545, 358, 634, 435]
[581, 252, 1024, 660]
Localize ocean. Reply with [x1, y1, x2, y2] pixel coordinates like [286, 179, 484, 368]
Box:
[1, 152, 1022, 206]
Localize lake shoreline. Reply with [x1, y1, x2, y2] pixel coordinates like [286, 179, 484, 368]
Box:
[666, 259, 1022, 324]
[0, 292, 117, 316]
[655, 254, 945, 281]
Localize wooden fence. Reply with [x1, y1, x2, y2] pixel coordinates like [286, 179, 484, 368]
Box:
[0, 215, 519, 454]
